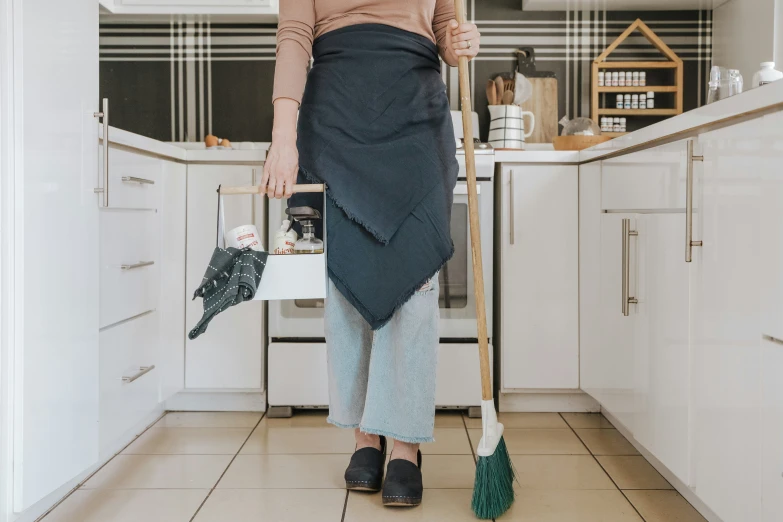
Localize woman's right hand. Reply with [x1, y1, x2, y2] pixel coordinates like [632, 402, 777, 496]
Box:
[263, 98, 301, 199]
[262, 137, 299, 199]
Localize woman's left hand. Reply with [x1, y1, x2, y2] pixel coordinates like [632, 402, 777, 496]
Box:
[444, 20, 480, 64]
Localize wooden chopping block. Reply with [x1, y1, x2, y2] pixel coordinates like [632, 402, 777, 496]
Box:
[520, 77, 558, 144]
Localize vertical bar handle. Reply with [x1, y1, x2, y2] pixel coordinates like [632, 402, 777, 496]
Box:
[622, 218, 638, 317]
[686, 140, 703, 262]
[94, 98, 109, 206]
[509, 171, 515, 245]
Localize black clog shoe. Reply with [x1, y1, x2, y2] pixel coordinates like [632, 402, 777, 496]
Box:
[344, 436, 387, 492]
[382, 450, 423, 507]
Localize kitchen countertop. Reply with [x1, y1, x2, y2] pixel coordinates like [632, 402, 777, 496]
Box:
[497, 81, 783, 165]
[102, 125, 267, 163]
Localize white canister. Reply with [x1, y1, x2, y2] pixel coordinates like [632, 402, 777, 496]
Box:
[640, 72, 646, 86]
[611, 72, 619, 87]
[639, 96, 647, 109]
[598, 71, 605, 86]
[646, 92, 654, 109]
[488, 105, 536, 149]
[620, 117, 627, 132]
[632, 71, 639, 87]
[752, 62, 783, 87]
[226, 224, 264, 251]
[624, 94, 631, 109]
[618, 71, 626, 87]
[616, 94, 624, 109]
[631, 94, 639, 109]
[613, 118, 621, 132]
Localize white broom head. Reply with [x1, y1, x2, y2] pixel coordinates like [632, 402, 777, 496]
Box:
[477, 399, 505, 457]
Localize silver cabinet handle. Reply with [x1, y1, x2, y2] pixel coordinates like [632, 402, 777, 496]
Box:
[686, 140, 703, 262]
[622, 218, 638, 316]
[122, 365, 155, 384]
[120, 261, 154, 271]
[94, 98, 109, 206]
[122, 176, 155, 185]
[509, 171, 515, 245]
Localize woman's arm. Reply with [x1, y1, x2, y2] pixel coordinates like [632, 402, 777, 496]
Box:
[433, 0, 480, 67]
[265, 0, 315, 199]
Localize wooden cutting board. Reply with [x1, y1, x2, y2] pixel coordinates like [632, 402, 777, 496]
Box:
[520, 77, 558, 144]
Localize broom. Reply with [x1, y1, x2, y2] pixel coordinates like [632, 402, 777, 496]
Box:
[452, 0, 516, 519]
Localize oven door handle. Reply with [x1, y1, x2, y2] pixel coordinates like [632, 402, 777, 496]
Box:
[453, 184, 480, 195]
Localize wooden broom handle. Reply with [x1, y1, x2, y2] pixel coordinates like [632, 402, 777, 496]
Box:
[454, 0, 492, 402]
[219, 183, 325, 195]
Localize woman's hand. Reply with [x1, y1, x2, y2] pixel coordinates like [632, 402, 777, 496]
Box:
[443, 20, 480, 65]
[263, 98, 300, 199]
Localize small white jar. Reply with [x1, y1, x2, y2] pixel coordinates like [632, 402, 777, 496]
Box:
[639, 96, 647, 109]
[631, 94, 639, 109]
[640, 71, 646, 86]
[598, 71, 605, 86]
[632, 71, 639, 87]
[611, 71, 619, 87]
[646, 91, 654, 109]
[624, 94, 631, 109]
[613, 117, 621, 132]
[616, 94, 624, 109]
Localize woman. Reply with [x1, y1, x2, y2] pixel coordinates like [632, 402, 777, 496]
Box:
[264, 0, 480, 507]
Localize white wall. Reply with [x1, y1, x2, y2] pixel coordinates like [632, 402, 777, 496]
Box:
[713, 0, 777, 84]
[776, 0, 783, 64]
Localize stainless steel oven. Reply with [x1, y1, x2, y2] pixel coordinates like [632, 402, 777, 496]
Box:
[267, 149, 495, 341]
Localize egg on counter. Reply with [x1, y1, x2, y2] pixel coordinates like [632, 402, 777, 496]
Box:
[220, 138, 232, 148]
[205, 134, 218, 147]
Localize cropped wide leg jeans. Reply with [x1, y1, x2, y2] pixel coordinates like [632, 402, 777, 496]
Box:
[324, 276, 440, 443]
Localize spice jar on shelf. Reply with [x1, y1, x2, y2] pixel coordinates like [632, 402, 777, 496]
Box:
[598, 71, 605, 86]
[646, 91, 655, 109]
[616, 94, 623, 109]
[631, 94, 639, 109]
[640, 71, 646, 86]
[623, 94, 631, 109]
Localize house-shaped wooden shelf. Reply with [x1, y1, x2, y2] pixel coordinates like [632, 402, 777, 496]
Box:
[592, 18, 683, 134]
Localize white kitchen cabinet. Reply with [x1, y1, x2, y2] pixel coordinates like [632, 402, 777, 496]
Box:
[9, 0, 101, 513]
[689, 114, 777, 522]
[159, 161, 187, 402]
[99, 0, 278, 15]
[634, 213, 691, 485]
[761, 337, 783, 522]
[498, 165, 579, 390]
[185, 164, 265, 390]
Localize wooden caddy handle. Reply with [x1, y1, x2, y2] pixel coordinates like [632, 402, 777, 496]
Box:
[219, 183, 325, 196]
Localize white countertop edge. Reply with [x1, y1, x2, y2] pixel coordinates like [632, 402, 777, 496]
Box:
[579, 81, 783, 163]
[103, 124, 186, 161]
[494, 150, 581, 164]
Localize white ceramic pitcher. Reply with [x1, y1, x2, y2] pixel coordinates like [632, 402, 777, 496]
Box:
[488, 105, 535, 149]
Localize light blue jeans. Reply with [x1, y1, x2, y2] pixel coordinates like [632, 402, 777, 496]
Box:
[324, 276, 440, 443]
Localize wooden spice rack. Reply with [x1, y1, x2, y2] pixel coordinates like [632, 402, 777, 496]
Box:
[592, 19, 683, 131]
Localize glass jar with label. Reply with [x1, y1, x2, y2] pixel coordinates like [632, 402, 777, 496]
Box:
[620, 117, 627, 132]
[598, 71, 605, 86]
[639, 95, 647, 109]
[632, 71, 639, 87]
[631, 94, 639, 109]
[624, 94, 631, 109]
[618, 71, 626, 87]
[640, 71, 646, 86]
[611, 72, 619, 87]
[616, 94, 623, 109]
[613, 117, 621, 132]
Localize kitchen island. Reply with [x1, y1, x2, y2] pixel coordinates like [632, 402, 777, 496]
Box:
[496, 79, 783, 522]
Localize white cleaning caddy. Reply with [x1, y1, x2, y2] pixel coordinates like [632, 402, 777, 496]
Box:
[219, 183, 328, 301]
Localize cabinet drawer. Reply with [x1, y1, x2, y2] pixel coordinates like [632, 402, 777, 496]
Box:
[100, 210, 159, 328]
[106, 147, 162, 209]
[99, 311, 160, 452]
[601, 143, 688, 210]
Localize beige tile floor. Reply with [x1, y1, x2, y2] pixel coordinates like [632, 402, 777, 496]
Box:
[41, 411, 708, 522]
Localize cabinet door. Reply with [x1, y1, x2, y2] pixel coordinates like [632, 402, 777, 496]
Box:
[500, 165, 578, 390]
[761, 337, 783, 522]
[185, 164, 265, 389]
[159, 160, 187, 401]
[634, 213, 690, 484]
[691, 121, 764, 522]
[595, 213, 639, 433]
[11, 0, 100, 512]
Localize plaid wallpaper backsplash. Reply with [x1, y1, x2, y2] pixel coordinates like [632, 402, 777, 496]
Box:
[100, 1, 712, 142]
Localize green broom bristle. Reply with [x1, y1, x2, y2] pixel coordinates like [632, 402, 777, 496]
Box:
[471, 437, 516, 520]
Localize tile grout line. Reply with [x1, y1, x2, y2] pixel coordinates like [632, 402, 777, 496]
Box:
[558, 413, 649, 522]
[188, 412, 266, 522]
